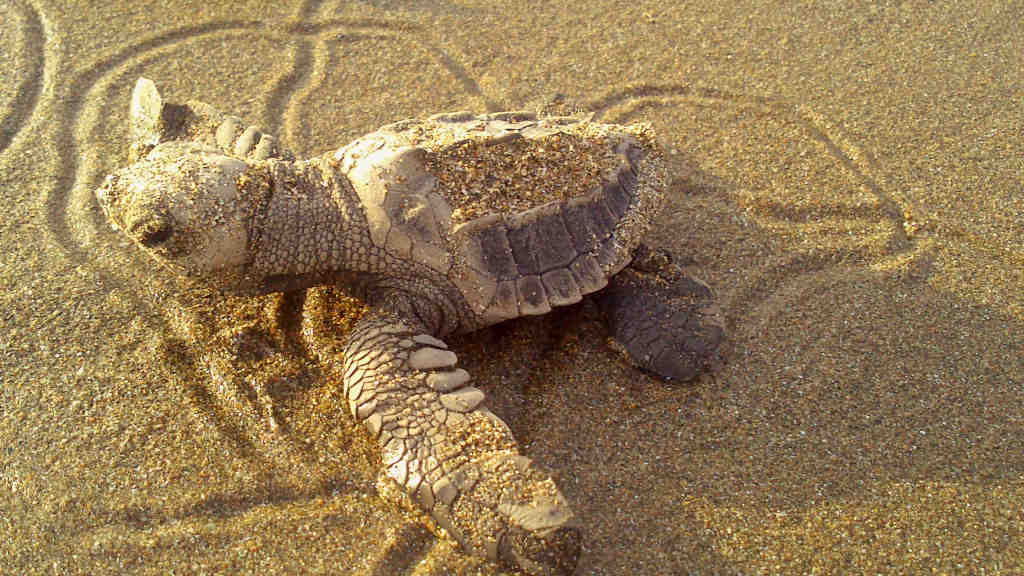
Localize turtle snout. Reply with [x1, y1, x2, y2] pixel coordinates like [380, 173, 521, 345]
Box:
[95, 174, 119, 215]
[127, 212, 174, 248]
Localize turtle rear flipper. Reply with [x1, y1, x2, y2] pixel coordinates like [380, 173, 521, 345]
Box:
[304, 294, 580, 575]
[596, 244, 725, 382]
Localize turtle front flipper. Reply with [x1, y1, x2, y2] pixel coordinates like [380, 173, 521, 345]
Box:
[595, 244, 725, 382]
[129, 77, 292, 162]
[304, 294, 580, 575]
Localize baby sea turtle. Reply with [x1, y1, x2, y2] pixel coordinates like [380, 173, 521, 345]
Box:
[96, 78, 724, 575]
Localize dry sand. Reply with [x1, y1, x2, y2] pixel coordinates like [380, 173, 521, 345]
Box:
[1, 0, 1021, 574]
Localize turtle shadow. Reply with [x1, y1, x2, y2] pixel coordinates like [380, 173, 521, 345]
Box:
[446, 238, 1022, 574]
[452, 171, 1021, 574]
[439, 136, 1022, 572]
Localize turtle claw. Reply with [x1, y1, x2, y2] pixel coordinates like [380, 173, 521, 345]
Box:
[596, 244, 725, 382]
[429, 452, 581, 575]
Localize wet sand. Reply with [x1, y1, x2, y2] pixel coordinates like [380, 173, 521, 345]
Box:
[1, 0, 1021, 574]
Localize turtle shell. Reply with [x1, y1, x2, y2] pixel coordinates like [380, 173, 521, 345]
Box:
[335, 112, 666, 326]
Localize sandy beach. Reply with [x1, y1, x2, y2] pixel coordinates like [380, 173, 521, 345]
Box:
[1, 0, 1021, 574]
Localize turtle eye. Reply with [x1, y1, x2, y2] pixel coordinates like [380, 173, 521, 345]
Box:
[130, 215, 174, 248]
[140, 222, 172, 247]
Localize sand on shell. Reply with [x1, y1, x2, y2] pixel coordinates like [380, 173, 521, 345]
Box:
[1, 1, 1021, 575]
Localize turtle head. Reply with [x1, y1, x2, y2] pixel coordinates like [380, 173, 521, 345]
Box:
[96, 140, 264, 293]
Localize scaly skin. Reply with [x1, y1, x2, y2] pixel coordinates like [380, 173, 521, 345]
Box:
[96, 127, 581, 575]
[304, 297, 581, 573]
[96, 78, 724, 575]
